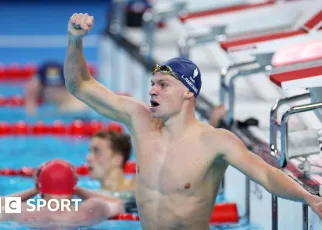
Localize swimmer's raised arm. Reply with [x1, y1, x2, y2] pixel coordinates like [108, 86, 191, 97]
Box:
[218, 129, 322, 219]
[64, 13, 148, 126]
[2, 187, 38, 202]
[25, 76, 41, 115]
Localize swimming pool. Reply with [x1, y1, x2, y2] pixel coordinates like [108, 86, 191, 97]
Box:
[0, 82, 263, 229]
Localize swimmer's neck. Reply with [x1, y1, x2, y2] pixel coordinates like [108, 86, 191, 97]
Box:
[101, 167, 126, 191]
[161, 107, 198, 141]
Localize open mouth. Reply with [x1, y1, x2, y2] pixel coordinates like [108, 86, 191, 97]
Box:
[150, 100, 160, 108]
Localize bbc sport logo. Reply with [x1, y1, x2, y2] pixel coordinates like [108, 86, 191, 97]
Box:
[1, 197, 21, 213]
[0, 197, 82, 213]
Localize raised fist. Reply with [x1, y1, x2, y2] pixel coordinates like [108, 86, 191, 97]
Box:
[68, 13, 94, 39]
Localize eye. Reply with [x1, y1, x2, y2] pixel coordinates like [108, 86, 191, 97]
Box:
[161, 83, 167, 88]
[151, 82, 155, 87]
[92, 148, 100, 155]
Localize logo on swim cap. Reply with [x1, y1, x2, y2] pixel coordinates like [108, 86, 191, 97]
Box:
[160, 57, 202, 97]
[193, 68, 199, 78]
[45, 67, 63, 86]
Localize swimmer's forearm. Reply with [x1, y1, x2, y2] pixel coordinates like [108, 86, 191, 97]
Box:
[24, 77, 41, 115]
[265, 167, 313, 203]
[4, 187, 38, 202]
[64, 35, 92, 92]
[75, 187, 122, 203]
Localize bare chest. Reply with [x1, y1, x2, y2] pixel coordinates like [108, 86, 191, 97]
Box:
[135, 137, 213, 194]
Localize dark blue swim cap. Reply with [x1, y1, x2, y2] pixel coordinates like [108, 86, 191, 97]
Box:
[37, 61, 65, 87]
[159, 57, 202, 97]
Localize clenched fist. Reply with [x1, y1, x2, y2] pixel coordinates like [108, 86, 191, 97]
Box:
[68, 13, 94, 39]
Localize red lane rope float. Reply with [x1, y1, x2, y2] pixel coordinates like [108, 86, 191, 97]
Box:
[0, 161, 137, 177]
[110, 202, 239, 224]
[0, 95, 43, 106]
[0, 63, 37, 80]
[0, 92, 130, 107]
[0, 62, 96, 81]
[0, 121, 124, 136]
[210, 202, 239, 223]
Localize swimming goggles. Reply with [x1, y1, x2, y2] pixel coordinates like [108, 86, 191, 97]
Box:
[152, 64, 179, 80]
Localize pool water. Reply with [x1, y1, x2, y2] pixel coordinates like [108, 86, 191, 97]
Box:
[0, 221, 262, 230]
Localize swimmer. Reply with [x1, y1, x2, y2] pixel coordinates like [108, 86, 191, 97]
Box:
[64, 13, 322, 230]
[0, 159, 124, 229]
[87, 130, 137, 212]
[25, 60, 87, 115]
[87, 130, 135, 191]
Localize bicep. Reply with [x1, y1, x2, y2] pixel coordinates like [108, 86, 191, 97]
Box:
[73, 79, 148, 126]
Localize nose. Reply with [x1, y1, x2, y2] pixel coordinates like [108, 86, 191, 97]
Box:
[149, 84, 159, 96]
[86, 152, 93, 163]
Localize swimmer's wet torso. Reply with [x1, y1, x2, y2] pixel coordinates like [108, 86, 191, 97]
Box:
[132, 120, 228, 230]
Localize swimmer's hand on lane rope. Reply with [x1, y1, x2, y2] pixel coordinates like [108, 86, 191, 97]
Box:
[68, 13, 94, 39]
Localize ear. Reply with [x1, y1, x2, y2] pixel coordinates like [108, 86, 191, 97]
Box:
[184, 90, 194, 99]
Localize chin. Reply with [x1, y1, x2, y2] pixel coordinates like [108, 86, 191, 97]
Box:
[152, 113, 161, 118]
[152, 112, 166, 120]
[89, 171, 99, 180]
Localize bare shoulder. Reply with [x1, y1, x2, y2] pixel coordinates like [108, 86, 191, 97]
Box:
[198, 124, 243, 150]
